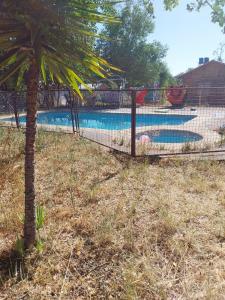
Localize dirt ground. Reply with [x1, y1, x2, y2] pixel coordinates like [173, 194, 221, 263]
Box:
[0, 127, 225, 299]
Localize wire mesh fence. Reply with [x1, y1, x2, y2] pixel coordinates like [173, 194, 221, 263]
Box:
[1, 87, 225, 157]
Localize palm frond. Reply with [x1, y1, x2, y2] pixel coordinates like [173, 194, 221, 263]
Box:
[0, 54, 27, 85]
[0, 0, 121, 95]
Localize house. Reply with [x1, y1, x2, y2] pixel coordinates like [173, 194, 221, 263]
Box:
[177, 60, 225, 106]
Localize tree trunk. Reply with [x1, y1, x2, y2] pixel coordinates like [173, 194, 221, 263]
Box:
[24, 61, 39, 250]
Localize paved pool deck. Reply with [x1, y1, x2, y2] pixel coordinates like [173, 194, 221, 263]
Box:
[79, 106, 225, 154]
[1, 105, 225, 155]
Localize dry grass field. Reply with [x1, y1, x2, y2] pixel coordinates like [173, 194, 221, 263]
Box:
[0, 127, 225, 299]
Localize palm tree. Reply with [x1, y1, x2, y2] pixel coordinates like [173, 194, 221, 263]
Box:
[0, 0, 118, 249]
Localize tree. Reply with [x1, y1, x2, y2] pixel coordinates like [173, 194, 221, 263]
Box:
[0, 0, 118, 250]
[213, 43, 225, 62]
[140, 0, 225, 29]
[158, 64, 176, 87]
[97, 3, 172, 86]
[186, 1, 225, 28]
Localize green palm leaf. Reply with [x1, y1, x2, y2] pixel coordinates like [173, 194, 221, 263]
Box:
[0, 0, 120, 94]
[0, 54, 27, 85]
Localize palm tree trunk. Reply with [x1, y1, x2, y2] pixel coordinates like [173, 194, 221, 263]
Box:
[24, 61, 39, 250]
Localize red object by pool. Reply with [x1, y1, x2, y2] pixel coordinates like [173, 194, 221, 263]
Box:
[166, 86, 186, 106]
[136, 89, 148, 105]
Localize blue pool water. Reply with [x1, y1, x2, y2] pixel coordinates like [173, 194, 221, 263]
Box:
[136, 130, 202, 143]
[6, 111, 195, 130]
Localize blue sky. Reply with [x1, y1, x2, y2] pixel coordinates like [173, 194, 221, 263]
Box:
[150, 1, 224, 75]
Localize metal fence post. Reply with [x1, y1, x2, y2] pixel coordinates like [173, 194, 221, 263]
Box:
[73, 94, 80, 133]
[131, 90, 136, 157]
[69, 90, 75, 134]
[12, 91, 20, 129]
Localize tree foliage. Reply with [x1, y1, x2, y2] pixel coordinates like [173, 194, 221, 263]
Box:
[213, 42, 225, 61]
[186, 0, 225, 27]
[97, 3, 173, 86]
[141, 0, 225, 28]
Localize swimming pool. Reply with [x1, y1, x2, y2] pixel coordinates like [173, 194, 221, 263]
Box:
[136, 130, 202, 143]
[5, 111, 196, 130]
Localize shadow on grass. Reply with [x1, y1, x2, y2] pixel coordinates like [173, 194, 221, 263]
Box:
[0, 249, 28, 287]
[111, 149, 162, 165]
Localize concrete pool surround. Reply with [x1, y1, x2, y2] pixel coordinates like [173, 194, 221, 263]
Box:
[0, 106, 224, 153]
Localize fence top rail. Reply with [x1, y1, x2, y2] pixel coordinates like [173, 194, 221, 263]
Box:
[2, 86, 225, 94]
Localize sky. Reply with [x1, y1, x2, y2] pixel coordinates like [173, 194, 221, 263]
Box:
[150, 1, 225, 75]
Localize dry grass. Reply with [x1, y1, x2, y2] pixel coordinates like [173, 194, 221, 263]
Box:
[0, 127, 225, 299]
